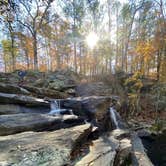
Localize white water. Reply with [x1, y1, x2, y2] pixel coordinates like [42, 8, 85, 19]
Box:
[49, 100, 74, 115]
[49, 100, 61, 115]
[110, 107, 119, 129]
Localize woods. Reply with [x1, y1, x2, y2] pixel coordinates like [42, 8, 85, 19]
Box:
[0, 1, 166, 165]
[0, 0, 166, 81]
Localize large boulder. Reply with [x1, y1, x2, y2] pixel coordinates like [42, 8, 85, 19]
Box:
[0, 83, 30, 95]
[33, 70, 79, 91]
[61, 96, 112, 130]
[0, 124, 92, 166]
[0, 113, 85, 136]
[61, 96, 111, 116]
[75, 135, 119, 166]
[0, 92, 50, 107]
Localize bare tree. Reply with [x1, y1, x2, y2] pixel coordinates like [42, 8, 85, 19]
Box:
[16, 0, 54, 70]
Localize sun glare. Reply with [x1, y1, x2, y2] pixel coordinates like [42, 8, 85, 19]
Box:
[86, 32, 99, 49]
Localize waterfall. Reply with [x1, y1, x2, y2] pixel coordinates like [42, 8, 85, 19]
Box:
[109, 107, 119, 129]
[48, 100, 74, 115]
[49, 100, 61, 115]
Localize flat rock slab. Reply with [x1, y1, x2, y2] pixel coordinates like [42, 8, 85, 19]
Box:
[0, 92, 49, 107]
[0, 113, 85, 136]
[0, 124, 92, 166]
[75, 135, 118, 166]
[0, 104, 50, 115]
[0, 83, 30, 95]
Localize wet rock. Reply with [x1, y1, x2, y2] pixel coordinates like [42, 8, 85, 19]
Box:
[62, 96, 111, 116]
[75, 135, 118, 166]
[0, 114, 85, 136]
[131, 133, 154, 166]
[0, 92, 50, 107]
[61, 96, 111, 130]
[0, 124, 92, 166]
[137, 129, 152, 137]
[0, 83, 30, 95]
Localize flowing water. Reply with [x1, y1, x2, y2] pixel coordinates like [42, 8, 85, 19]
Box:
[49, 100, 61, 115]
[49, 100, 74, 115]
[109, 107, 119, 129]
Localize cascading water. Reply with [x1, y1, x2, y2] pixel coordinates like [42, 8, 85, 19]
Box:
[109, 107, 119, 129]
[49, 100, 61, 115]
[49, 100, 74, 115]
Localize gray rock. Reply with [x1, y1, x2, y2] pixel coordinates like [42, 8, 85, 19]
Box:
[0, 83, 30, 95]
[75, 135, 119, 166]
[0, 92, 50, 107]
[0, 104, 50, 115]
[0, 124, 92, 166]
[131, 133, 154, 166]
[76, 82, 112, 97]
[0, 104, 23, 114]
[22, 85, 68, 99]
[137, 129, 151, 137]
[61, 96, 111, 130]
[113, 135, 132, 166]
[0, 113, 85, 136]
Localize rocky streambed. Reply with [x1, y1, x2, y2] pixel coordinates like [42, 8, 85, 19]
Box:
[0, 91, 154, 166]
[0, 71, 161, 166]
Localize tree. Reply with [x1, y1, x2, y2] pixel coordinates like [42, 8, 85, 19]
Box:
[1, 39, 18, 72]
[62, 0, 85, 73]
[16, 0, 54, 70]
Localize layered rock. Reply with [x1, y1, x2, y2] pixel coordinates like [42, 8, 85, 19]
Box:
[75, 135, 119, 166]
[0, 104, 50, 115]
[0, 124, 92, 166]
[0, 113, 85, 136]
[61, 96, 112, 130]
[22, 85, 68, 99]
[0, 92, 49, 107]
[0, 83, 30, 95]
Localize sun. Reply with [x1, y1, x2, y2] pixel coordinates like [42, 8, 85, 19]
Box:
[86, 32, 99, 49]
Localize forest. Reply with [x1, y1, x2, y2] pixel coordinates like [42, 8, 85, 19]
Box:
[0, 0, 165, 81]
[0, 0, 166, 166]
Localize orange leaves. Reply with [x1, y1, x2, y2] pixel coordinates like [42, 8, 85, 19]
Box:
[136, 40, 157, 62]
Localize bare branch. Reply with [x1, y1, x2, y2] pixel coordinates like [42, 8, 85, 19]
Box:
[19, 0, 34, 20]
[38, 0, 54, 28]
[16, 19, 34, 35]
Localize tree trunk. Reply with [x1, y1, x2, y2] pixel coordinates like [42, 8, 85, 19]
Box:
[108, 0, 112, 73]
[9, 23, 15, 71]
[157, 50, 161, 81]
[74, 42, 77, 73]
[25, 49, 30, 69]
[33, 32, 38, 70]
